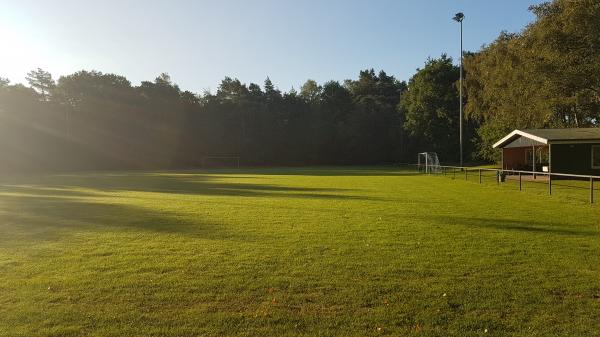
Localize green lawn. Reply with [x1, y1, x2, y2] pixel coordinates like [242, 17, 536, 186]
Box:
[1, 167, 600, 336]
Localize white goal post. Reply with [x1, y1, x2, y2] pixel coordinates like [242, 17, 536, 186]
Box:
[201, 156, 240, 168]
[417, 152, 441, 173]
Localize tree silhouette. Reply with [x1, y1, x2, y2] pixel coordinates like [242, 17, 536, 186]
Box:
[26, 68, 55, 101]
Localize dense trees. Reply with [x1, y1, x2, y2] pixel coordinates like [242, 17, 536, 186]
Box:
[465, 0, 600, 161]
[0, 68, 410, 171]
[399, 55, 476, 162]
[1, 0, 598, 171]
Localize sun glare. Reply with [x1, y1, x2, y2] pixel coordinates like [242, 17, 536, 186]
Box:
[0, 25, 38, 83]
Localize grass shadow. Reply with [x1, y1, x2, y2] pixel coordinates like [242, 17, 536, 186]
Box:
[242, 167, 421, 177]
[431, 215, 598, 237]
[0, 172, 378, 201]
[148, 166, 421, 177]
[0, 194, 252, 246]
[0, 169, 387, 244]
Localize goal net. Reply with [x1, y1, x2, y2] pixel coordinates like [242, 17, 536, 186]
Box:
[201, 156, 240, 168]
[417, 152, 441, 173]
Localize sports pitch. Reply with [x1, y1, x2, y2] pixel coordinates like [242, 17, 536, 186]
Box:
[1, 167, 600, 336]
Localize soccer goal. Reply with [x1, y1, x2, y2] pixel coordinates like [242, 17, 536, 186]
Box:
[417, 152, 441, 173]
[201, 156, 240, 168]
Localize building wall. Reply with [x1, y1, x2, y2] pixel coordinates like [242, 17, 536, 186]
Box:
[551, 143, 600, 175]
[503, 147, 528, 170]
[503, 135, 545, 148]
[503, 146, 549, 171]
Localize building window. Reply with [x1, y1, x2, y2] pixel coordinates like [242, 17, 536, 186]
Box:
[593, 146, 600, 169]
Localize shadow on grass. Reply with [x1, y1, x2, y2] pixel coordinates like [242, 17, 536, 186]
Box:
[1, 172, 378, 201]
[144, 166, 421, 177]
[242, 167, 421, 177]
[435, 215, 597, 237]
[0, 193, 250, 245]
[0, 170, 383, 244]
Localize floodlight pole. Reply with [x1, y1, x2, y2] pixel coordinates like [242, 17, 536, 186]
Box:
[459, 18, 463, 167]
[453, 12, 465, 167]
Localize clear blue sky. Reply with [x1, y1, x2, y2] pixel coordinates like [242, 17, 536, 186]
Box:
[1, 0, 545, 93]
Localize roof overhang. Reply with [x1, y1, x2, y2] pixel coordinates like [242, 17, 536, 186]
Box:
[492, 130, 549, 148]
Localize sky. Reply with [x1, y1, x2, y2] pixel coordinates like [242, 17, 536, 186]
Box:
[0, 0, 546, 93]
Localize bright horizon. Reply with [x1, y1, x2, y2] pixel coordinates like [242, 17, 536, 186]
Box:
[1, 0, 544, 93]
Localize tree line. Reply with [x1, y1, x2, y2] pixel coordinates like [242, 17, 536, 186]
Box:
[0, 69, 415, 171]
[0, 0, 597, 172]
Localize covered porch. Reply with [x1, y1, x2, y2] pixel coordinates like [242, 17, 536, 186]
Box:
[493, 130, 552, 173]
[501, 144, 550, 173]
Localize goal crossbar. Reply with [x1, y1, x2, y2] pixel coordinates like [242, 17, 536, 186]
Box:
[417, 152, 441, 174]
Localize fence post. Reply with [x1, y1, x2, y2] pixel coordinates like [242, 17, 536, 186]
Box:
[548, 174, 552, 195]
[465, 168, 468, 181]
[479, 169, 482, 184]
[519, 172, 522, 191]
[591, 177, 594, 204]
[497, 171, 500, 186]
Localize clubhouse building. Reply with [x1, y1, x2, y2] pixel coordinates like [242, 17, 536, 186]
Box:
[493, 128, 600, 175]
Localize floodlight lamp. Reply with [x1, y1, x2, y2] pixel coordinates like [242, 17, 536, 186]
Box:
[453, 12, 464, 22]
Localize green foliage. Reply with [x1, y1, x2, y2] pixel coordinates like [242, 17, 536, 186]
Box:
[465, 0, 600, 161]
[343, 70, 407, 163]
[2, 167, 600, 336]
[300, 79, 321, 102]
[399, 55, 465, 161]
[0, 68, 410, 171]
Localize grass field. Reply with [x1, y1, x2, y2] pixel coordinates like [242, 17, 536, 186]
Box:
[1, 167, 600, 336]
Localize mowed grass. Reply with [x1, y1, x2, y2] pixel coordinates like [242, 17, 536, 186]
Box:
[1, 167, 600, 337]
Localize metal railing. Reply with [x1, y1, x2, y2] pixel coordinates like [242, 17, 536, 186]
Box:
[405, 163, 600, 204]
